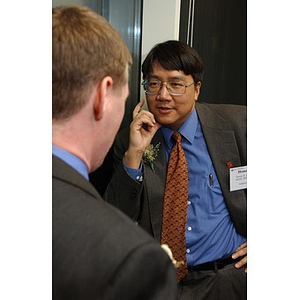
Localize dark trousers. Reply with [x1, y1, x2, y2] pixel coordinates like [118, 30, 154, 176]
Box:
[178, 262, 247, 300]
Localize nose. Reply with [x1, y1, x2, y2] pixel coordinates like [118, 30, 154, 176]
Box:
[157, 82, 171, 99]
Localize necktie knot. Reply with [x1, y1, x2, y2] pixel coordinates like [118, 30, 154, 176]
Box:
[172, 131, 181, 144]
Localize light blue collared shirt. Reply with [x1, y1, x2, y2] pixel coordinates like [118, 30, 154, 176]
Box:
[52, 145, 89, 181]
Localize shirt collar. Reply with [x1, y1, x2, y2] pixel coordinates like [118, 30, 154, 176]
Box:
[161, 108, 199, 146]
[52, 145, 89, 181]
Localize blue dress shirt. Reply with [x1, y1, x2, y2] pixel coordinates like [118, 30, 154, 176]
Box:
[125, 109, 246, 265]
[52, 145, 89, 181]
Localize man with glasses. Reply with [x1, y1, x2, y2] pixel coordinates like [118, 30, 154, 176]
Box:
[105, 40, 247, 300]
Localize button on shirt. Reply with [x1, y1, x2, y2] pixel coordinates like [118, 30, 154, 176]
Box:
[161, 109, 246, 266]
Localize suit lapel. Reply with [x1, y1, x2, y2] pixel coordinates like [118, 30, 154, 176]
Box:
[196, 103, 246, 236]
[144, 131, 167, 241]
[196, 103, 242, 192]
[201, 127, 241, 189]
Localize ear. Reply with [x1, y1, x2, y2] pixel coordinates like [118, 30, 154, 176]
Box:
[94, 76, 113, 121]
[194, 81, 201, 101]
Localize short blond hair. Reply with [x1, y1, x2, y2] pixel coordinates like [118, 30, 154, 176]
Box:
[52, 6, 132, 120]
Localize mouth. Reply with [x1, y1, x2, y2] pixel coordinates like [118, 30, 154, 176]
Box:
[156, 106, 173, 114]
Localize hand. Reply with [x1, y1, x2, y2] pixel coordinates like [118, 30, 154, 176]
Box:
[232, 242, 247, 273]
[124, 100, 161, 169]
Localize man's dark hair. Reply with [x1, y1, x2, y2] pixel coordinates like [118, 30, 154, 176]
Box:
[142, 40, 204, 83]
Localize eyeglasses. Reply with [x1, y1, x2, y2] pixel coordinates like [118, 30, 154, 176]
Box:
[141, 79, 195, 96]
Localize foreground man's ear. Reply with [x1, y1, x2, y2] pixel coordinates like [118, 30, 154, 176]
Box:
[94, 76, 113, 121]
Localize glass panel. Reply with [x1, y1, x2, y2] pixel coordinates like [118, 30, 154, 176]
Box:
[52, 0, 102, 13]
[180, 0, 247, 106]
[102, 0, 142, 129]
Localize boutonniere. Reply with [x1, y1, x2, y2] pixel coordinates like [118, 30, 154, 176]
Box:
[142, 142, 161, 173]
[161, 244, 184, 269]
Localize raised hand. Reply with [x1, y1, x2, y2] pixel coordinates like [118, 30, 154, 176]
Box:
[124, 100, 161, 169]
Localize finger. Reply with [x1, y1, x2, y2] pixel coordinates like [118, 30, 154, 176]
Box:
[232, 248, 247, 260]
[235, 256, 247, 269]
[132, 110, 157, 129]
[146, 122, 161, 136]
[235, 242, 247, 252]
[238, 246, 247, 256]
[132, 100, 145, 119]
[232, 242, 247, 260]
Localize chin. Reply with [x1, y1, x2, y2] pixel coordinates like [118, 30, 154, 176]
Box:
[155, 115, 174, 126]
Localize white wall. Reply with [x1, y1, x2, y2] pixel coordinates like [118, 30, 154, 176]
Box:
[141, 0, 181, 101]
[142, 0, 181, 60]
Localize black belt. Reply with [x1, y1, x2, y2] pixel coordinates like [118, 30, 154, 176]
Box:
[187, 256, 236, 272]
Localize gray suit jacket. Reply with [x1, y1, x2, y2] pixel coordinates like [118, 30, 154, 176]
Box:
[53, 155, 178, 299]
[105, 102, 247, 242]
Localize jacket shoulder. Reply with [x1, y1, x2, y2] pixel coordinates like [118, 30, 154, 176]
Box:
[197, 102, 246, 120]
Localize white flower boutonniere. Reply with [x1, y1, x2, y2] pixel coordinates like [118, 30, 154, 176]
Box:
[142, 142, 161, 173]
[161, 244, 184, 269]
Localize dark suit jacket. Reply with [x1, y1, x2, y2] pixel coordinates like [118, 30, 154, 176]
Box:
[105, 102, 247, 242]
[53, 155, 178, 300]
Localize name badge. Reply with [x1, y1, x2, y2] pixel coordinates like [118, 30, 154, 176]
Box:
[229, 166, 247, 191]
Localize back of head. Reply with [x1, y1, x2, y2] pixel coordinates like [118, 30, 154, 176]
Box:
[52, 6, 132, 121]
[142, 40, 204, 83]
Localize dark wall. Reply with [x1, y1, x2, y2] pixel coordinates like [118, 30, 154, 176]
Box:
[180, 0, 247, 105]
[89, 148, 114, 196]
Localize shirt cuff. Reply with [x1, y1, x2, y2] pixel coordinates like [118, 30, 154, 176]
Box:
[122, 158, 143, 182]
